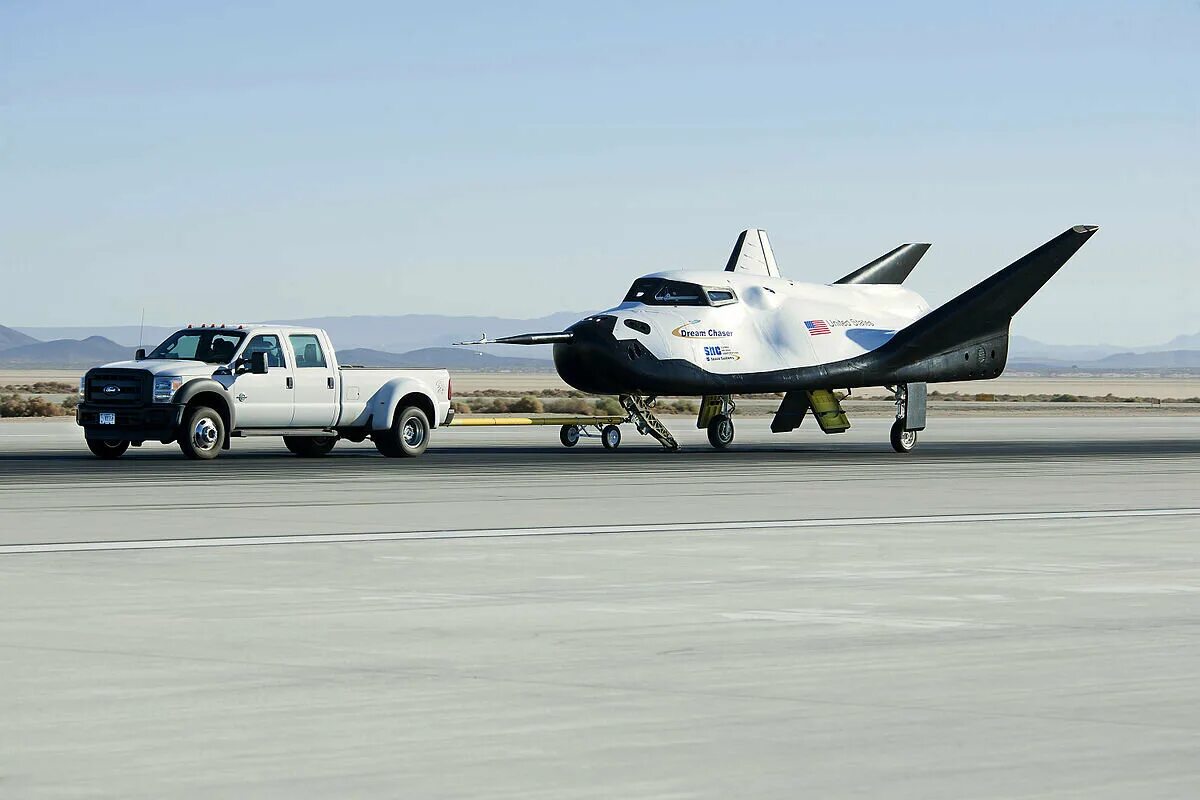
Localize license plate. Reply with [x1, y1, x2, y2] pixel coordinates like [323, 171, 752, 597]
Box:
[99, 413, 116, 425]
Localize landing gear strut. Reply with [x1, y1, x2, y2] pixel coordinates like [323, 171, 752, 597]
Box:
[889, 382, 926, 453]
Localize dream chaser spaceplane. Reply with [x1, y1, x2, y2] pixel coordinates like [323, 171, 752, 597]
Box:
[475, 225, 1098, 452]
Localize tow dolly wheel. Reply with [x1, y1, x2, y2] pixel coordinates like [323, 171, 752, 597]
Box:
[559, 424, 580, 447]
[707, 414, 734, 449]
[890, 419, 918, 453]
[601, 424, 622, 450]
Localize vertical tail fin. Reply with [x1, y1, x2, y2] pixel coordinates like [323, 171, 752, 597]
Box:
[724, 229, 780, 278]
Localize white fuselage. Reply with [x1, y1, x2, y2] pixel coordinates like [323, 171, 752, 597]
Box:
[601, 270, 931, 376]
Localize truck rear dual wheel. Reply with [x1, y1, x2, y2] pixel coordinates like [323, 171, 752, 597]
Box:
[86, 438, 129, 459]
[375, 406, 430, 458]
[179, 405, 225, 460]
[284, 436, 338, 457]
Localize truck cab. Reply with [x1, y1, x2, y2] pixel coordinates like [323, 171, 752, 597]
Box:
[78, 324, 453, 460]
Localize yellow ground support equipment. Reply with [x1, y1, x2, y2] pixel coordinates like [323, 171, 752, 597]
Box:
[448, 414, 629, 449]
[449, 415, 624, 427]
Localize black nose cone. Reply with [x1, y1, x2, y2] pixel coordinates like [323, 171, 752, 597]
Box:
[553, 315, 637, 394]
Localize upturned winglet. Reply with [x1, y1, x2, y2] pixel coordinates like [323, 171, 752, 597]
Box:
[834, 243, 932, 285]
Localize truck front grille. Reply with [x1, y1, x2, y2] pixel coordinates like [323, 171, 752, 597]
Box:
[86, 369, 150, 405]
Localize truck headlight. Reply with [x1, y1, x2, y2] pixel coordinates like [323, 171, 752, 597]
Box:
[79, 377, 86, 398]
[153, 376, 184, 403]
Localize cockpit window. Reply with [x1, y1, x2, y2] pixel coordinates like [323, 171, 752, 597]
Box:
[707, 289, 737, 305]
[624, 279, 709, 306]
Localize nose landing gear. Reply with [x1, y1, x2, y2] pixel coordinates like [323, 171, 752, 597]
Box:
[620, 395, 679, 450]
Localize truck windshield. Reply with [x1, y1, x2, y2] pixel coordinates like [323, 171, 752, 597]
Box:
[623, 279, 709, 306]
[149, 330, 246, 363]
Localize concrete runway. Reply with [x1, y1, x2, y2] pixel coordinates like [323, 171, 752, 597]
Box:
[2, 416, 1199, 798]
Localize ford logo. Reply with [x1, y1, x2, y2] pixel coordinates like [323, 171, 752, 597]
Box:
[104, 385, 120, 394]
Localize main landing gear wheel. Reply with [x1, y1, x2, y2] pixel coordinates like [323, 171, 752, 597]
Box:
[559, 424, 580, 447]
[707, 414, 734, 449]
[601, 424, 622, 450]
[178, 405, 225, 460]
[86, 438, 129, 459]
[284, 435, 338, 457]
[890, 419, 918, 453]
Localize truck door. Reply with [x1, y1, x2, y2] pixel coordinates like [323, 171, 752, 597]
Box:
[229, 333, 295, 428]
[287, 333, 338, 428]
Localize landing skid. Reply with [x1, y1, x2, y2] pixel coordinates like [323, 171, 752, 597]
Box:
[620, 395, 679, 450]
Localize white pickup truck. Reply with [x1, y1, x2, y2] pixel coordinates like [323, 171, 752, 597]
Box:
[76, 324, 453, 460]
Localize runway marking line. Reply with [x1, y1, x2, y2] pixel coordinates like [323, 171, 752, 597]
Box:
[1, 508, 1197, 555]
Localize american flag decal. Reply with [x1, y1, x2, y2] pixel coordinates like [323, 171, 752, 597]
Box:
[805, 319, 831, 335]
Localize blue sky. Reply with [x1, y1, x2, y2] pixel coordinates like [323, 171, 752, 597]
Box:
[2, 1, 1196, 344]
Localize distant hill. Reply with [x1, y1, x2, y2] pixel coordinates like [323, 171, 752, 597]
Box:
[11, 325, 177, 349]
[274, 313, 587, 357]
[1093, 350, 1200, 369]
[7, 317, 1198, 373]
[0, 324, 40, 351]
[0, 336, 132, 368]
[1161, 332, 1200, 350]
[1010, 332, 1200, 361]
[338, 347, 556, 372]
[16, 313, 589, 357]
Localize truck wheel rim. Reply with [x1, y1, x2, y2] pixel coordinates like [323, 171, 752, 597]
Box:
[403, 419, 424, 447]
[194, 418, 219, 450]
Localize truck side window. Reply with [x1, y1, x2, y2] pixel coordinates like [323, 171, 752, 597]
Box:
[289, 334, 327, 368]
[244, 335, 286, 368]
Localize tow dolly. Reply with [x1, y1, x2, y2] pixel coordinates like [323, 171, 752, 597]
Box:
[450, 414, 628, 449]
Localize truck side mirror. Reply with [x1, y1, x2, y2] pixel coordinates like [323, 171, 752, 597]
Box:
[250, 351, 269, 375]
[135, 348, 147, 360]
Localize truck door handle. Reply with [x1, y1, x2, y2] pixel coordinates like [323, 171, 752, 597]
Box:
[286, 377, 294, 389]
[327, 377, 335, 389]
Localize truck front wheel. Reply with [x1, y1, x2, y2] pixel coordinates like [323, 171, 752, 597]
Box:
[284, 435, 337, 457]
[86, 438, 129, 459]
[178, 405, 225, 460]
[374, 406, 430, 458]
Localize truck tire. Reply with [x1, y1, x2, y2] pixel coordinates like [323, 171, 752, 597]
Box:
[284, 435, 337, 457]
[375, 406, 430, 458]
[178, 405, 225, 460]
[86, 438, 129, 459]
